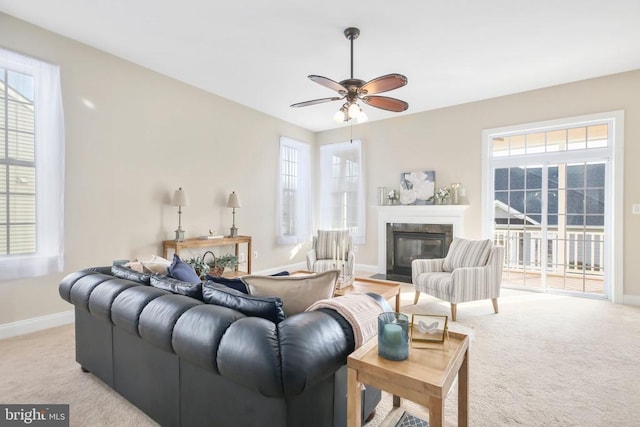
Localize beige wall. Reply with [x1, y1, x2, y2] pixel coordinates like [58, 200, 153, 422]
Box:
[0, 14, 314, 326]
[317, 69, 640, 301]
[1, 13, 639, 328]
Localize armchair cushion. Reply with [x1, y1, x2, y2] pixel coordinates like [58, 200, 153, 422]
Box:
[443, 238, 493, 272]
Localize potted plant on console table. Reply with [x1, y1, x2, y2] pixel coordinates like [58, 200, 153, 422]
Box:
[186, 252, 239, 279]
[204, 251, 238, 277]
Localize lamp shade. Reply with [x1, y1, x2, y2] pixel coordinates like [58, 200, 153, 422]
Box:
[172, 187, 189, 206]
[226, 191, 241, 208]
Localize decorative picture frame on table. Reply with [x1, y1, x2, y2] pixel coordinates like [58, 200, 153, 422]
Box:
[400, 170, 436, 205]
[410, 314, 448, 347]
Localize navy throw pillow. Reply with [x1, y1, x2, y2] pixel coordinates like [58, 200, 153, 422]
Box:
[150, 276, 202, 300]
[204, 275, 249, 294]
[111, 265, 152, 285]
[270, 270, 290, 277]
[168, 254, 201, 283]
[202, 282, 285, 324]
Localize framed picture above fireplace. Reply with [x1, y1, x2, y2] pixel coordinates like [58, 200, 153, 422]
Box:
[399, 170, 435, 205]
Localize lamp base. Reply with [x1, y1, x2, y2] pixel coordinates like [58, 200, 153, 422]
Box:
[174, 228, 185, 242]
[229, 226, 238, 238]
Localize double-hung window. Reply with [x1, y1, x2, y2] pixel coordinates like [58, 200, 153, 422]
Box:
[277, 137, 311, 245]
[0, 48, 65, 280]
[318, 140, 365, 244]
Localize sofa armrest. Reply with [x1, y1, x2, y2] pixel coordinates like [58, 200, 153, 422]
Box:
[278, 310, 352, 396]
[411, 258, 445, 284]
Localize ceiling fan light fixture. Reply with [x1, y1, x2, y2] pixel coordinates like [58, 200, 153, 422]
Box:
[348, 102, 362, 119]
[333, 109, 347, 123]
[356, 110, 368, 124]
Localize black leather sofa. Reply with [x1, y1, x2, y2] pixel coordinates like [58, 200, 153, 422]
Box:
[59, 268, 380, 426]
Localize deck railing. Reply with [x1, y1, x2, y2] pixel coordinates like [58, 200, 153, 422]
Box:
[494, 227, 604, 277]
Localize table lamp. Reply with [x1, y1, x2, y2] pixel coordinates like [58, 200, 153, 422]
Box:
[226, 191, 241, 237]
[172, 187, 189, 242]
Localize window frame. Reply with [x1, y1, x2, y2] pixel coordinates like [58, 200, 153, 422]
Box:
[482, 111, 623, 303]
[0, 48, 65, 280]
[318, 139, 366, 245]
[276, 136, 311, 245]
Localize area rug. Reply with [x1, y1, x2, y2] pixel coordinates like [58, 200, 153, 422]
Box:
[396, 411, 429, 427]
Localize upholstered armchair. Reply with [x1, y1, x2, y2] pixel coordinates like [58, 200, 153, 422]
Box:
[412, 238, 505, 321]
[306, 229, 356, 277]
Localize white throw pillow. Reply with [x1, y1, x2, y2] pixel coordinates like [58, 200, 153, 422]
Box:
[244, 270, 339, 316]
[442, 238, 493, 272]
[138, 254, 172, 275]
[123, 261, 144, 273]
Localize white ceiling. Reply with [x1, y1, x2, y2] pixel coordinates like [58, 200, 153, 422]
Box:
[2, 0, 639, 132]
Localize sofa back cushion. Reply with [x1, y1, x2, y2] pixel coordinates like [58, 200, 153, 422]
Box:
[243, 270, 338, 317]
[443, 238, 493, 272]
[111, 264, 152, 285]
[202, 282, 285, 323]
[204, 275, 249, 294]
[150, 275, 203, 300]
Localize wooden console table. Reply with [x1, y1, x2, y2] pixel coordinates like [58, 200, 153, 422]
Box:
[162, 236, 252, 275]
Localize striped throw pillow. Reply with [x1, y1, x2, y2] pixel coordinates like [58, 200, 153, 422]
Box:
[442, 238, 493, 272]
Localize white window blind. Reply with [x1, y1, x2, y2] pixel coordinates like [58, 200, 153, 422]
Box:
[277, 137, 311, 245]
[319, 140, 365, 244]
[0, 48, 65, 280]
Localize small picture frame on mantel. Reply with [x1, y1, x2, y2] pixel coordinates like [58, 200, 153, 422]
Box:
[410, 314, 448, 347]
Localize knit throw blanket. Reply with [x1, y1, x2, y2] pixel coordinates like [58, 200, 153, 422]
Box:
[306, 293, 384, 348]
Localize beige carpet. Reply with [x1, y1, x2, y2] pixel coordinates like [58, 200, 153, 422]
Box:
[2, 286, 640, 426]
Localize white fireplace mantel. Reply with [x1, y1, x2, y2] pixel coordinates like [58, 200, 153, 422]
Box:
[376, 204, 469, 274]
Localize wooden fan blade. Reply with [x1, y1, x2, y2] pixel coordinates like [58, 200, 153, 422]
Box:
[309, 75, 348, 94]
[290, 97, 343, 108]
[360, 74, 408, 95]
[361, 95, 409, 112]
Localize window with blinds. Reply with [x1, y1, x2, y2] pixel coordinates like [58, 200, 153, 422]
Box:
[0, 48, 64, 280]
[0, 68, 36, 255]
[277, 137, 311, 245]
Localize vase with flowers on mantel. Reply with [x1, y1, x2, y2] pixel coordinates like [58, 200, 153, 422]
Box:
[434, 187, 450, 205]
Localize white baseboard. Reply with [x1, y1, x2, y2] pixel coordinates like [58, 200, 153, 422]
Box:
[0, 310, 74, 340]
[623, 294, 640, 306]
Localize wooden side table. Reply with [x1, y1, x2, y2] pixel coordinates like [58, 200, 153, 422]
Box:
[162, 235, 252, 275]
[347, 331, 469, 427]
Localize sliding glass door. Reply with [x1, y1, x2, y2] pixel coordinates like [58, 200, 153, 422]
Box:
[488, 119, 614, 297]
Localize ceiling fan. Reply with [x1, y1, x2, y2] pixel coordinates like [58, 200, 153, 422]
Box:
[291, 27, 409, 123]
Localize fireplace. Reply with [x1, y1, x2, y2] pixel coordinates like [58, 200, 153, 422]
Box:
[386, 223, 453, 282]
[376, 204, 468, 282]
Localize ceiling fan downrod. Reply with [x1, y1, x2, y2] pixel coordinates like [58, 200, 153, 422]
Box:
[344, 27, 360, 80]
